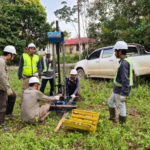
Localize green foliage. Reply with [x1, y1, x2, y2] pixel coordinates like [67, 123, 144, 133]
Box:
[0, 0, 55, 57]
[54, 2, 77, 24]
[63, 30, 71, 40]
[82, 49, 87, 58]
[62, 0, 150, 52]
[55, 0, 150, 52]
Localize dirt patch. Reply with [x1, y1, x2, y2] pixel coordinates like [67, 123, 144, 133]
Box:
[127, 106, 143, 118]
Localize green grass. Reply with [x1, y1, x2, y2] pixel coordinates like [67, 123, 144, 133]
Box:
[0, 68, 150, 149]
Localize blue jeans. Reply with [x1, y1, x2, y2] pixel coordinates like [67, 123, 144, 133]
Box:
[108, 92, 126, 117]
[40, 78, 54, 96]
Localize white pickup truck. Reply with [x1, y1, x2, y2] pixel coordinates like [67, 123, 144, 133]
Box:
[74, 44, 150, 79]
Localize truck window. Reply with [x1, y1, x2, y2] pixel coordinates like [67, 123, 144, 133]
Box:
[127, 47, 138, 53]
[88, 50, 101, 60]
[102, 49, 114, 58]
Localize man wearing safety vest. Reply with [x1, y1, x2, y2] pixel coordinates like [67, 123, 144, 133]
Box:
[108, 41, 133, 124]
[40, 48, 58, 96]
[0, 46, 17, 131]
[18, 43, 42, 104]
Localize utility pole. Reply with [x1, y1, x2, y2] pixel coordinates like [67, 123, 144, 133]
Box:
[78, 0, 81, 61]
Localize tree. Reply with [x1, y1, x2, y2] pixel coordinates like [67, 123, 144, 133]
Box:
[0, 0, 55, 55]
[54, 1, 78, 35]
[0, 0, 26, 54]
[86, 0, 150, 52]
[63, 30, 71, 40]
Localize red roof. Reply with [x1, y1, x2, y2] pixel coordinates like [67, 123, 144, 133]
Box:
[64, 37, 95, 45]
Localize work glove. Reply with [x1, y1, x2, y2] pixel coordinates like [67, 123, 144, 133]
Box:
[55, 73, 58, 78]
[34, 72, 39, 77]
[54, 96, 60, 100]
[71, 94, 76, 99]
[53, 100, 57, 104]
[120, 96, 127, 102]
[7, 88, 13, 96]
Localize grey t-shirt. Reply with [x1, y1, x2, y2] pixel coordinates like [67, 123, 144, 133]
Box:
[21, 87, 55, 122]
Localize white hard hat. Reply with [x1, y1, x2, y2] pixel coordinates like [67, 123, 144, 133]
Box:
[113, 41, 128, 50]
[29, 77, 40, 85]
[3, 45, 17, 55]
[28, 43, 36, 48]
[45, 48, 52, 54]
[70, 69, 77, 75]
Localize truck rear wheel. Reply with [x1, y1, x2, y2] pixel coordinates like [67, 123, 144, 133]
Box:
[77, 69, 86, 79]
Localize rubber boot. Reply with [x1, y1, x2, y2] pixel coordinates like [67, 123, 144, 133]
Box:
[0, 123, 10, 131]
[108, 107, 116, 121]
[6, 102, 15, 115]
[119, 115, 126, 124]
[0, 112, 5, 124]
[0, 112, 9, 131]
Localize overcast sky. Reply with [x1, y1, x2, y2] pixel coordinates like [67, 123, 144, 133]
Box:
[40, 0, 78, 38]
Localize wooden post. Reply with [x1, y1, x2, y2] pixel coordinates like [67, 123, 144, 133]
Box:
[54, 98, 75, 131]
[54, 112, 68, 132]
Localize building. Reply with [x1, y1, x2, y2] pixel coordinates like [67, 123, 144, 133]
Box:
[37, 37, 95, 55]
[64, 37, 95, 54]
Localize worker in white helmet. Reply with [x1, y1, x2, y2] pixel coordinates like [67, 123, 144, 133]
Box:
[66, 69, 80, 99]
[0, 45, 17, 131]
[108, 41, 133, 125]
[18, 43, 42, 105]
[21, 77, 59, 125]
[40, 47, 58, 96]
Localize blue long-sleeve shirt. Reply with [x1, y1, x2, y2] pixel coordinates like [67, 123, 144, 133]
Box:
[113, 56, 131, 96]
[65, 77, 80, 96]
[18, 55, 42, 79]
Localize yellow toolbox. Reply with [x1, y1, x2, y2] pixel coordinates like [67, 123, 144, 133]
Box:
[62, 109, 99, 132]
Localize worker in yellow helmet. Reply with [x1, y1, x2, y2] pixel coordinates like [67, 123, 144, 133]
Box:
[18, 43, 42, 105]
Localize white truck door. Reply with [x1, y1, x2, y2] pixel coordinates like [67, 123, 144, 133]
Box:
[100, 48, 115, 76]
[86, 50, 101, 75]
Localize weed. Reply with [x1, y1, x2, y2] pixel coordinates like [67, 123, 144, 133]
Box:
[0, 69, 150, 149]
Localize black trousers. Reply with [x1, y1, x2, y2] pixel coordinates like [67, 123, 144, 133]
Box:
[40, 78, 54, 96]
[0, 90, 16, 124]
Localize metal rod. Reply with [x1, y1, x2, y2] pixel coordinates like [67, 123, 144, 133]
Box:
[48, 40, 50, 54]
[56, 21, 61, 93]
[52, 43, 56, 95]
[62, 43, 66, 99]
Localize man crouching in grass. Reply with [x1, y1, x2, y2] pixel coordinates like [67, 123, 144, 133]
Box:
[21, 77, 59, 125]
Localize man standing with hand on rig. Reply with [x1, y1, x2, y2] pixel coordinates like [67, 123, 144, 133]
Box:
[40, 47, 58, 96]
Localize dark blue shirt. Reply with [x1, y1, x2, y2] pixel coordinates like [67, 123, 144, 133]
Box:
[67, 77, 79, 95]
[113, 56, 131, 96]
